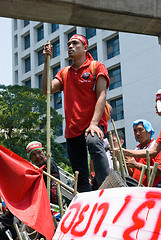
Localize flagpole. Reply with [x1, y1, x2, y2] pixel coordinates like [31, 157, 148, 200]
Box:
[46, 40, 51, 199]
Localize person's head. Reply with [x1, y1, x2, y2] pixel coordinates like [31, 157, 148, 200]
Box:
[133, 119, 155, 147]
[67, 34, 89, 61]
[155, 89, 161, 116]
[26, 141, 46, 167]
[112, 131, 124, 148]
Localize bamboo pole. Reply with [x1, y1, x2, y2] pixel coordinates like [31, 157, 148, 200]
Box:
[14, 223, 23, 240]
[146, 150, 151, 185]
[148, 162, 159, 187]
[108, 131, 118, 171]
[111, 119, 129, 175]
[138, 165, 145, 186]
[56, 183, 64, 218]
[46, 40, 51, 198]
[117, 150, 126, 181]
[34, 165, 77, 194]
[23, 231, 28, 240]
[53, 215, 58, 230]
[74, 171, 79, 196]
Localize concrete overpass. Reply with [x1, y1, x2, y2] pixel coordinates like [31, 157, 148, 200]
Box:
[1, 0, 161, 38]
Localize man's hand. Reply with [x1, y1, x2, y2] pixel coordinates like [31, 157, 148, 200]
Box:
[125, 157, 138, 169]
[43, 42, 53, 62]
[85, 123, 104, 140]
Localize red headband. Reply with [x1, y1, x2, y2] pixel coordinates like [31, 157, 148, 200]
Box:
[156, 94, 161, 102]
[69, 34, 88, 46]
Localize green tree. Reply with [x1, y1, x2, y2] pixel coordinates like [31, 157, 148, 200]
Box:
[0, 84, 71, 172]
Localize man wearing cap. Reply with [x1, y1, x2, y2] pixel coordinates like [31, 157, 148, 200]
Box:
[121, 90, 161, 161]
[42, 34, 110, 192]
[125, 119, 161, 186]
[26, 141, 60, 204]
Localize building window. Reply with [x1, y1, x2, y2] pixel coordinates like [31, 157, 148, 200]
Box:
[38, 74, 42, 89]
[37, 25, 44, 42]
[85, 28, 96, 39]
[52, 39, 60, 58]
[14, 35, 18, 48]
[25, 79, 31, 87]
[53, 65, 60, 77]
[24, 34, 30, 50]
[51, 24, 59, 33]
[14, 19, 17, 30]
[38, 49, 44, 66]
[57, 123, 63, 137]
[109, 97, 124, 121]
[25, 56, 31, 73]
[54, 92, 62, 110]
[15, 53, 18, 66]
[109, 66, 122, 90]
[107, 35, 120, 59]
[15, 71, 18, 84]
[24, 20, 30, 27]
[88, 46, 98, 60]
[68, 29, 76, 41]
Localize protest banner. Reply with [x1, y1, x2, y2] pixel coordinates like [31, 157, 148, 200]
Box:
[53, 187, 161, 240]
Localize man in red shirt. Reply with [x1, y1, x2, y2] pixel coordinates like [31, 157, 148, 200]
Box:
[42, 34, 110, 192]
[125, 119, 161, 186]
[122, 90, 161, 159]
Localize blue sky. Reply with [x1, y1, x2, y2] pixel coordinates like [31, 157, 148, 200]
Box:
[0, 17, 12, 85]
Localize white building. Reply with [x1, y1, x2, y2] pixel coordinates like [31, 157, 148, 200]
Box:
[12, 19, 161, 149]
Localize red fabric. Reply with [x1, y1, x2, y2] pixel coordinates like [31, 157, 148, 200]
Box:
[0, 145, 54, 240]
[55, 59, 110, 138]
[156, 94, 161, 101]
[132, 139, 161, 187]
[156, 131, 161, 145]
[69, 34, 88, 46]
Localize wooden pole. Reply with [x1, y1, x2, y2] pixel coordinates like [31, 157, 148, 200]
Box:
[111, 119, 129, 175]
[74, 171, 79, 196]
[108, 131, 118, 171]
[56, 183, 64, 218]
[146, 150, 151, 185]
[117, 150, 126, 182]
[46, 40, 51, 198]
[34, 165, 77, 194]
[138, 165, 145, 186]
[14, 224, 23, 240]
[148, 162, 159, 187]
[23, 231, 28, 240]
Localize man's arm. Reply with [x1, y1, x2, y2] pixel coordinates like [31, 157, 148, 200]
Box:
[42, 43, 61, 95]
[122, 142, 161, 158]
[85, 75, 107, 140]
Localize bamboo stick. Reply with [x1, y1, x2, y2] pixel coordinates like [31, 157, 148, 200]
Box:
[108, 131, 118, 171]
[111, 119, 129, 175]
[46, 40, 51, 199]
[53, 215, 58, 230]
[148, 162, 159, 187]
[146, 150, 151, 185]
[23, 231, 28, 240]
[56, 183, 64, 218]
[117, 150, 126, 182]
[138, 165, 145, 186]
[74, 171, 79, 196]
[34, 165, 77, 193]
[14, 223, 23, 240]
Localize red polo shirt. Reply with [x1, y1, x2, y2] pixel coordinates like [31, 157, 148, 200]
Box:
[55, 59, 110, 138]
[132, 139, 161, 187]
[156, 131, 161, 145]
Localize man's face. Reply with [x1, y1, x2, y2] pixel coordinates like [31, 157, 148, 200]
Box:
[67, 39, 87, 60]
[30, 149, 45, 167]
[133, 123, 151, 146]
[155, 103, 161, 116]
[112, 135, 124, 148]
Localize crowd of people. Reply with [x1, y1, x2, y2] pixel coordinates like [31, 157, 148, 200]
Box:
[1, 33, 161, 239]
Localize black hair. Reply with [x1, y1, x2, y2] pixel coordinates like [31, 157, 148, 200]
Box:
[112, 130, 124, 140]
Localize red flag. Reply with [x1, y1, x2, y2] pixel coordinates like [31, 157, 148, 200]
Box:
[0, 145, 55, 240]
